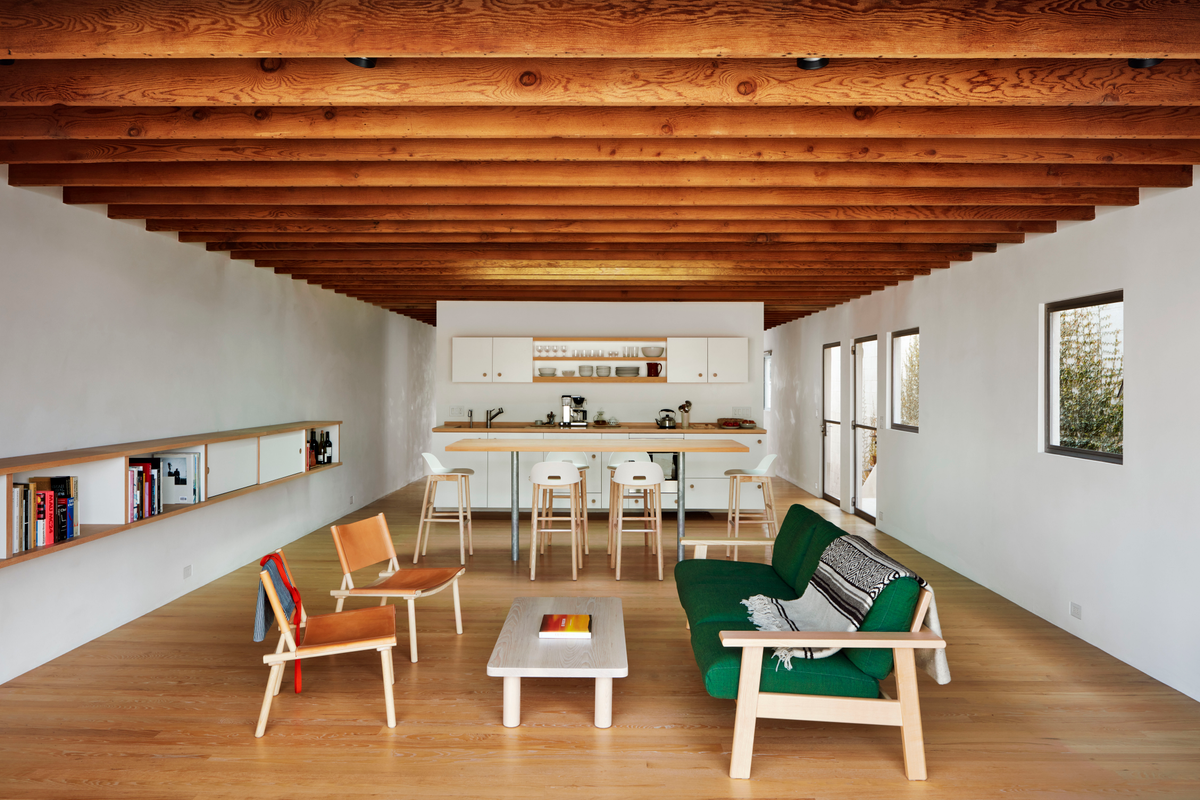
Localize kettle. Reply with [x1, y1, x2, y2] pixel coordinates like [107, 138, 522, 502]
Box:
[656, 409, 677, 429]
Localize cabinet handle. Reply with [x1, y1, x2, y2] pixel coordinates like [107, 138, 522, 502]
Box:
[591, 454, 596, 459]
[698, 372, 703, 377]
[483, 372, 487, 376]
[497, 372, 502, 377]
[712, 372, 717, 377]
[690, 484, 695, 489]
[757, 439, 762, 444]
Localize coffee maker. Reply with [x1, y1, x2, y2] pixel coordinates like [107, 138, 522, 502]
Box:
[561, 395, 588, 427]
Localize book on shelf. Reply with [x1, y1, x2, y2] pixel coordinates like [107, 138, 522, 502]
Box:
[538, 614, 592, 639]
[35, 490, 54, 547]
[154, 452, 201, 505]
[128, 458, 162, 518]
[11, 482, 34, 554]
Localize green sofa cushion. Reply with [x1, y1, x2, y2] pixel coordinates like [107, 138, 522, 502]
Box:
[844, 576, 921, 679]
[689, 620, 880, 700]
[767, 504, 824, 588]
[787, 514, 848, 595]
[675, 559, 797, 626]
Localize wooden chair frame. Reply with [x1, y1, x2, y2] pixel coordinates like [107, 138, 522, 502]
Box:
[530, 461, 585, 581]
[681, 538, 946, 780]
[725, 474, 778, 560]
[256, 548, 398, 737]
[415, 454, 474, 565]
[330, 513, 464, 663]
[612, 462, 665, 581]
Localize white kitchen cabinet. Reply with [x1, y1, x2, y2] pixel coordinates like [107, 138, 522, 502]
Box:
[666, 337, 748, 383]
[666, 337, 708, 383]
[682, 432, 765, 510]
[492, 337, 533, 383]
[707, 337, 749, 383]
[429, 432, 489, 507]
[451, 337, 494, 383]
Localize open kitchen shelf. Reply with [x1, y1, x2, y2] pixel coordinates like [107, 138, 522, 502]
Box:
[534, 376, 668, 383]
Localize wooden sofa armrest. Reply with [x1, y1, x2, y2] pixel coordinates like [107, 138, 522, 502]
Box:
[681, 538, 774, 559]
[719, 628, 946, 649]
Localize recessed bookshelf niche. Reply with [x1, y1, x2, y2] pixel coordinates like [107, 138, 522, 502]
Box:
[2, 421, 341, 568]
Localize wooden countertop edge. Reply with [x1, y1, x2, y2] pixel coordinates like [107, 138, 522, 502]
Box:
[432, 424, 766, 434]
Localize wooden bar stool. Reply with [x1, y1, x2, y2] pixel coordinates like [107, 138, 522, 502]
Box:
[725, 454, 779, 560]
[611, 461, 665, 581]
[606, 452, 652, 556]
[544, 451, 591, 554]
[529, 461, 585, 581]
[415, 453, 474, 565]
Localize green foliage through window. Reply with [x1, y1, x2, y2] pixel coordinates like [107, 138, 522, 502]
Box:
[1050, 297, 1123, 458]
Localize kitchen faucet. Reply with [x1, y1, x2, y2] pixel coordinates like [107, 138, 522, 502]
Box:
[486, 407, 504, 428]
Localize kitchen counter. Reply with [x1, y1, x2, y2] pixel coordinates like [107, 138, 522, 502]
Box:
[432, 422, 766, 434]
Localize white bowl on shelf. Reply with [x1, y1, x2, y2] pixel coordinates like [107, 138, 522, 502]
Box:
[562, 370, 575, 377]
[578, 366, 594, 376]
[641, 346, 664, 357]
[538, 368, 557, 376]
[595, 366, 611, 377]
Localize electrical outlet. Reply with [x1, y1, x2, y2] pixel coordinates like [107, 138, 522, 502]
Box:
[183, 564, 192, 579]
[733, 406, 752, 418]
[1070, 602, 1082, 620]
[450, 405, 465, 418]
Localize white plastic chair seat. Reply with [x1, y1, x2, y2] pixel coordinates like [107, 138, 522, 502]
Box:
[531, 461, 582, 486]
[545, 451, 589, 470]
[421, 452, 473, 475]
[610, 461, 666, 581]
[607, 451, 651, 470]
[724, 454, 777, 477]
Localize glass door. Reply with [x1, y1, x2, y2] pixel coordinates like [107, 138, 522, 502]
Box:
[822, 343, 841, 503]
[853, 336, 878, 522]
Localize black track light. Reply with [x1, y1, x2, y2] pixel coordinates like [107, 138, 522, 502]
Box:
[1128, 58, 1164, 69]
[345, 57, 377, 69]
[797, 57, 829, 70]
[0, 59, 15, 66]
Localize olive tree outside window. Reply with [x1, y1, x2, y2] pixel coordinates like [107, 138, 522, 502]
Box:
[891, 329, 919, 432]
[1045, 291, 1123, 463]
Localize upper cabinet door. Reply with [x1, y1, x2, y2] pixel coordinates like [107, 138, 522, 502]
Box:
[667, 337, 708, 383]
[452, 337, 493, 382]
[492, 337, 533, 383]
[708, 337, 749, 383]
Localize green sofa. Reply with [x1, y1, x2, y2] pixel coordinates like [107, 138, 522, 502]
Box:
[674, 504, 943, 780]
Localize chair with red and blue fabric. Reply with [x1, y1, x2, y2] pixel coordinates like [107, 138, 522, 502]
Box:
[252, 548, 398, 737]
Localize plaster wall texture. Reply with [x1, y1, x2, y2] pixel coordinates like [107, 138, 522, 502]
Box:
[765, 170, 1200, 701]
[0, 168, 433, 684]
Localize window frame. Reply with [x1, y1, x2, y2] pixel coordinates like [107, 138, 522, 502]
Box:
[1044, 290, 1124, 465]
[890, 327, 920, 433]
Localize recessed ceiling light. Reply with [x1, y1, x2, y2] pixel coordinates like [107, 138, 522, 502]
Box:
[797, 57, 829, 70]
[1127, 58, 1164, 69]
[345, 57, 377, 69]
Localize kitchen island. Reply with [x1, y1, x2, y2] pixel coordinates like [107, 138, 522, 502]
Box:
[432, 421, 767, 562]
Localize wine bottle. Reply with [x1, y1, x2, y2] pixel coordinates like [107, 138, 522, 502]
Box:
[309, 430, 318, 468]
[323, 432, 333, 464]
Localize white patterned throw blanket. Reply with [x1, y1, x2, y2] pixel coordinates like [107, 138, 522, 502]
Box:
[742, 535, 950, 684]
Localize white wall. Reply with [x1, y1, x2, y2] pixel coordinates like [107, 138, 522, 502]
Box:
[0, 167, 434, 684]
[434, 300, 765, 425]
[766, 170, 1200, 701]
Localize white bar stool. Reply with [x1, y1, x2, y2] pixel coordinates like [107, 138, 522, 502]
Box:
[529, 461, 585, 581]
[611, 461, 665, 581]
[606, 452, 652, 556]
[725, 454, 779, 560]
[415, 453, 474, 565]
[544, 451, 591, 554]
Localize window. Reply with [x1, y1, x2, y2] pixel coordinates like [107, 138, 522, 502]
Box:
[1046, 291, 1123, 463]
[763, 350, 772, 410]
[891, 328, 919, 432]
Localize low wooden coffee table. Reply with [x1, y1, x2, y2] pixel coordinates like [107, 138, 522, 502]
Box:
[486, 596, 628, 728]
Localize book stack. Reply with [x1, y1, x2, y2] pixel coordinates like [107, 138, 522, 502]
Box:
[127, 458, 163, 523]
[10, 476, 79, 553]
[538, 614, 593, 639]
[153, 452, 201, 506]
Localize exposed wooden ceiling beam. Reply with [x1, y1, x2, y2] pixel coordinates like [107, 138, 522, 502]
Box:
[6, 1, 1197, 59]
[65, 186, 1134, 207]
[237, 248, 970, 263]
[7, 106, 1200, 141]
[5, 59, 1200, 108]
[15, 162, 1186, 188]
[132, 205, 1093, 223]
[264, 258, 950, 273]
[10, 138, 1200, 165]
[210, 239, 1003, 251]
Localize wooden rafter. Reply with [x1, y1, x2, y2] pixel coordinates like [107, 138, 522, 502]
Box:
[3, 2, 1199, 328]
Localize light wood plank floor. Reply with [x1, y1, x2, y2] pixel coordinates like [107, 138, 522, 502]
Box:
[2, 479, 1198, 799]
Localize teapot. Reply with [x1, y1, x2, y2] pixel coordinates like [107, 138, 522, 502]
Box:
[656, 409, 677, 429]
